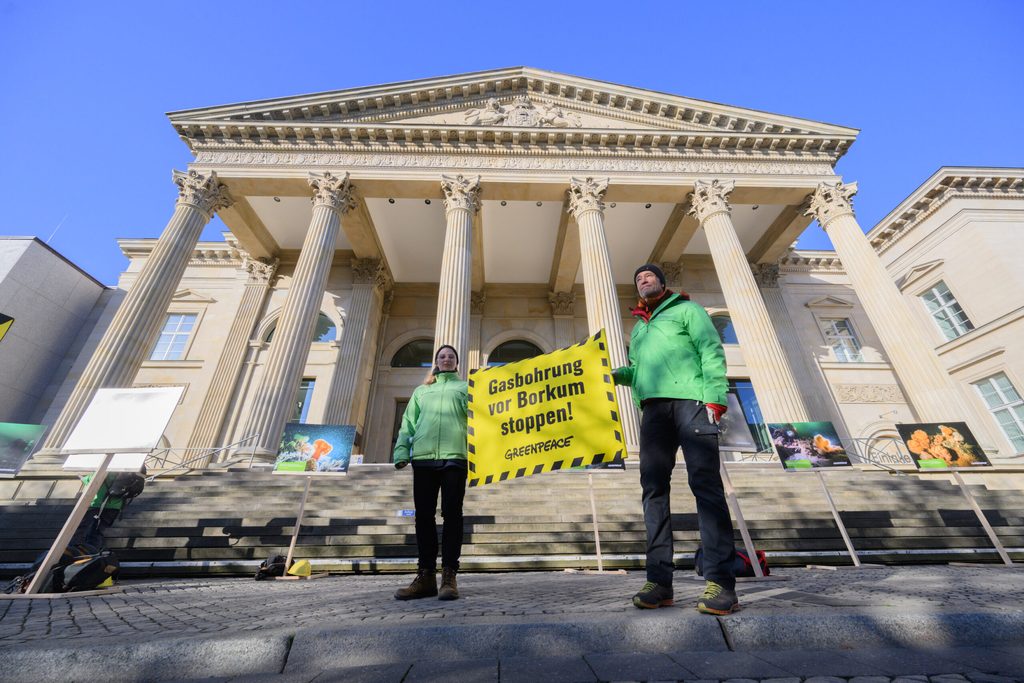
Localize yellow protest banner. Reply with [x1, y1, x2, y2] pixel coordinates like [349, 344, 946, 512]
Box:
[467, 329, 624, 487]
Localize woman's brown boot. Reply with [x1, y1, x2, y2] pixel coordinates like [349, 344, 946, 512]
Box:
[438, 567, 459, 600]
[394, 569, 437, 600]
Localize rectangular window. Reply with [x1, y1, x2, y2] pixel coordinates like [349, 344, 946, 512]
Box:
[973, 372, 1024, 453]
[291, 379, 316, 423]
[819, 318, 863, 362]
[921, 281, 974, 341]
[149, 313, 197, 361]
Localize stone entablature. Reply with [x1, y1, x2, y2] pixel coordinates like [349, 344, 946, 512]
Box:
[868, 168, 1024, 255]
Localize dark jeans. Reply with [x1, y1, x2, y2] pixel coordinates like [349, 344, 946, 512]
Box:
[412, 464, 467, 571]
[639, 398, 736, 590]
[71, 507, 119, 549]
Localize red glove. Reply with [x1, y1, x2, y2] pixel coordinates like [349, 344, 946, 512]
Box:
[706, 402, 727, 424]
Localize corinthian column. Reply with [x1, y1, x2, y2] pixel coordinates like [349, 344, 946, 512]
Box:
[324, 258, 390, 428]
[568, 177, 640, 452]
[434, 174, 480, 371]
[244, 172, 355, 457]
[806, 181, 960, 421]
[38, 170, 233, 458]
[187, 257, 278, 464]
[690, 179, 809, 423]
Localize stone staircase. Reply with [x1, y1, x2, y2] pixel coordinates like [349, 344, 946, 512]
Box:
[2, 464, 1023, 577]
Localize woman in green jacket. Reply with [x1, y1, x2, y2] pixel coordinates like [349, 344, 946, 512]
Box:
[393, 344, 469, 601]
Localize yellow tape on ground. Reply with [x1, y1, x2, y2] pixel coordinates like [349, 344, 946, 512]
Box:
[467, 329, 624, 487]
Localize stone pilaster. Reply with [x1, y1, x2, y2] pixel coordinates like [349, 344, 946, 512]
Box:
[568, 177, 640, 452]
[35, 170, 233, 461]
[752, 262, 844, 428]
[434, 174, 480, 372]
[187, 258, 278, 464]
[548, 291, 577, 349]
[244, 172, 355, 458]
[324, 258, 390, 429]
[806, 180, 961, 422]
[468, 291, 486, 371]
[690, 179, 809, 422]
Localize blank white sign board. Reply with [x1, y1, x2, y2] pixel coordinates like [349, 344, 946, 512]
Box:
[61, 386, 182, 465]
[63, 452, 148, 472]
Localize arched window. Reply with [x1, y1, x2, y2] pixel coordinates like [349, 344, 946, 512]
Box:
[266, 313, 336, 344]
[712, 314, 738, 345]
[487, 340, 543, 367]
[391, 339, 435, 368]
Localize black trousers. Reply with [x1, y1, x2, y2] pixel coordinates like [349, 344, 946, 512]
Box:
[639, 398, 736, 590]
[71, 507, 119, 549]
[412, 465, 467, 571]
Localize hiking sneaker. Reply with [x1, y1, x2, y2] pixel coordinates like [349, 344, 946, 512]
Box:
[696, 580, 738, 615]
[438, 567, 459, 601]
[394, 569, 438, 600]
[632, 581, 674, 609]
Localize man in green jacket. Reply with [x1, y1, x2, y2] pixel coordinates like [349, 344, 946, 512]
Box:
[613, 263, 739, 615]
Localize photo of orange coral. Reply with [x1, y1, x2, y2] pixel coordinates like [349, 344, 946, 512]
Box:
[896, 421, 990, 470]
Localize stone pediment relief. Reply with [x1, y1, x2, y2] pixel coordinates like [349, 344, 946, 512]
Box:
[394, 96, 657, 130]
[805, 295, 854, 308]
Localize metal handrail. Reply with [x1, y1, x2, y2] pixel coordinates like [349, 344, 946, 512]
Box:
[144, 433, 261, 481]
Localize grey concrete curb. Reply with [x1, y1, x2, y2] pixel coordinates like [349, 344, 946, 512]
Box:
[0, 632, 292, 683]
[284, 612, 728, 672]
[721, 609, 1024, 651]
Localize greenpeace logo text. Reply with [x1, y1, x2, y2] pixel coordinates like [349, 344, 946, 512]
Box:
[504, 436, 574, 460]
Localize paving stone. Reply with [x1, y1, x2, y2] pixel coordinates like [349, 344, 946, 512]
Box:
[850, 678, 899, 683]
[750, 649, 888, 677]
[892, 677, 931, 683]
[844, 649, 977, 676]
[312, 662, 412, 683]
[759, 678, 801, 683]
[585, 653, 692, 681]
[938, 648, 1024, 677]
[965, 675, 1019, 683]
[929, 675, 971, 683]
[500, 655, 596, 683]
[403, 657, 498, 683]
[804, 677, 847, 683]
[670, 651, 791, 679]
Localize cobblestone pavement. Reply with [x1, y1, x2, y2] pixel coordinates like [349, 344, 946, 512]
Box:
[1, 566, 1023, 681]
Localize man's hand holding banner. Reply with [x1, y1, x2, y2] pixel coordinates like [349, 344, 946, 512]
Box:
[467, 329, 625, 487]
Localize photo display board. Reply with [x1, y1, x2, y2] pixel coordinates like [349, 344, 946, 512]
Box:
[275, 423, 355, 474]
[896, 421, 991, 470]
[767, 421, 852, 470]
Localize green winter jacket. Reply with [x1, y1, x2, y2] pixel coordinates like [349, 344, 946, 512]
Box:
[392, 371, 469, 466]
[612, 293, 728, 408]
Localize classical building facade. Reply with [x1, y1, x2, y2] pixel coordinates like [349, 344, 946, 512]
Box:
[22, 69, 1024, 469]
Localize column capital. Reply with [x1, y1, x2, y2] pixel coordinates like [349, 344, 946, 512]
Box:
[548, 291, 576, 316]
[173, 169, 233, 217]
[687, 178, 735, 224]
[309, 172, 357, 213]
[440, 174, 481, 213]
[471, 291, 487, 315]
[805, 180, 858, 229]
[567, 177, 609, 218]
[351, 257, 392, 291]
[243, 257, 278, 285]
[751, 262, 780, 288]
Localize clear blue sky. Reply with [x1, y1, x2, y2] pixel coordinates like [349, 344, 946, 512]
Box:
[2, 1, 1021, 285]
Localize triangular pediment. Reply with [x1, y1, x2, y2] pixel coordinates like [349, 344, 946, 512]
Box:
[805, 295, 854, 309]
[896, 259, 944, 291]
[171, 289, 216, 304]
[169, 67, 858, 139]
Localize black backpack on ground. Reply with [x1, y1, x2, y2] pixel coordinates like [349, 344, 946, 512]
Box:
[694, 545, 770, 578]
[3, 544, 118, 594]
[254, 554, 288, 581]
